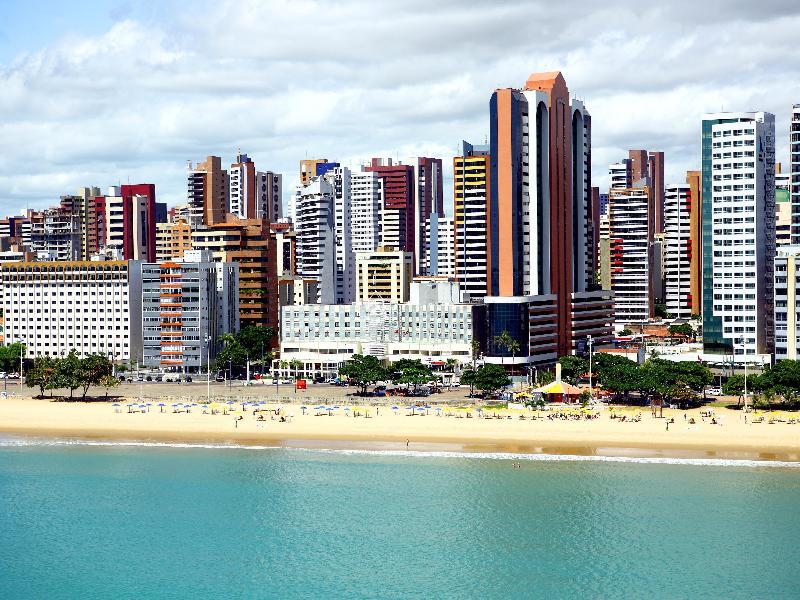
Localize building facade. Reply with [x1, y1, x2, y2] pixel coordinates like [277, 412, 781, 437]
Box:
[141, 251, 238, 372]
[453, 141, 490, 300]
[355, 246, 413, 304]
[702, 111, 775, 357]
[791, 105, 800, 244]
[0, 259, 142, 362]
[774, 245, 800, 359]
[664, 183, 693, 319]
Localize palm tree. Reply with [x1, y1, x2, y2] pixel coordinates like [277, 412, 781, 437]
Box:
[506, 338, 520, 376]
[493, 330, 514, 371]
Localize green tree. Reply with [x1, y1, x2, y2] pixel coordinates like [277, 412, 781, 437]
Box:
[493, 330, 520, 373]
[289, 359, 304, 379]
[54, 351, 82, 400]
[79, 354, 113, 399]
[460, 365, 477, 396]
[25, 356, 57, 398]
[390, 359, 434, 391]
[101, 374, 120, 400]
[619, 328, 634, 337]
[0, 342, 25, 374]
[338, 354, 387, 395]
[473, 364, 511, 398]
[722, 374, 745, 397]
[668, 323, 694, 340]
[537, 370, 556, 386]
[592, 353, 640, 402]
[558, 356, 588, 385]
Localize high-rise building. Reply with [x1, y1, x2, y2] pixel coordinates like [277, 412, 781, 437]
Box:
[229, 152, 283, 221]
[774, 245, 800, 359]
[609, 160, 631, 189]
[424, 214, 455, 278]
[155, 219, 193, 262]
[408, 156, 443, 274]
[790, 105, 800, 244]
[776, 164, 792, 247]
[350, 170, 382, 254]
[300, 159, 338, 186]
[686, 170, 703, 317]
[355, 246, 413, 304]
[293, 177, 336, 303]
[664, 184, 692, 319]
[486, 71, 614, 365]
[187, 156, 227, 227]
[453, 141, 490, 300]
[607, 186, 653, 322]
[702, 111, 775, 357]
[190, 218, 278, 341]
[141, 250, 239, 373]
[365, 158, 415, 260]
[29, 204, 83, 261]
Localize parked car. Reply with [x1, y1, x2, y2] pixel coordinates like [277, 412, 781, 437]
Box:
[185, 376, 193, 383]
[706, 387, 722, 396]
[215, 374, 225, 382]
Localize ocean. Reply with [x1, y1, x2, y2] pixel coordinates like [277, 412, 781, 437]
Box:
[1, 436, 800, 599]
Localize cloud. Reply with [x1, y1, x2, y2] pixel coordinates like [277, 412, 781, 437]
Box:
[1, 0, 799, 214]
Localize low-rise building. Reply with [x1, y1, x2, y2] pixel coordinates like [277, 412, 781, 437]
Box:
[278, 280, 482, 378]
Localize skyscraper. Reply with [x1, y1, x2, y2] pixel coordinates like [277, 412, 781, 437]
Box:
[453, 141, 490, 300]
[365, 158, 415, 260]
[791, 105, 800, 245]
[664, 183, 692, 319]
[486, 71, 613, 365]
[409, 156, 443, 274]
[686, 170, 703, 318]
[187, 156, 227, 227]
[702, 111, 775, 357]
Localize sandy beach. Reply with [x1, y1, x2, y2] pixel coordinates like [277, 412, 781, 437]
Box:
[2, 391, 800, 462]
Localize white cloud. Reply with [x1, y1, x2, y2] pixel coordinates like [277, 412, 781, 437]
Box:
[1, 0, 799, 213]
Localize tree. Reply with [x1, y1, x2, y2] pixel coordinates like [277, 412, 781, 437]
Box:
[0, 342, 24, 374]
[54, 351, 82, 400]
[390, 359, 434, 391]
[493, 330, 519, 372]
[338, 354, 387, 395]
[668, 323, 694, 340]
[79, 354, 113, 399]
[592, 353, 640, 402]
[619, 328, 634, 337]
[722, 374, 745, 397]
[473, 364, 511, 398]
[289, 359, 304, 379]
[25, 356, 57, 398]
[236, 325, 277, 358]
[537, 370, 556, 386]
[460, 365, 477, 396]
[558, 356, 588, 385]
[654, 303, 669, 318]
[101, 375, 120, 400]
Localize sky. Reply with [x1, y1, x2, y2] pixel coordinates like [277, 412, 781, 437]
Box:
[1, 0, 798, 215]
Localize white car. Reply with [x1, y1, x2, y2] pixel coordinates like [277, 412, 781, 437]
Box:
[706, 388, 722, 396]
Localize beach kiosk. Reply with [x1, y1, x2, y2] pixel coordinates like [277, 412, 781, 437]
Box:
[532, 364, 582, 403]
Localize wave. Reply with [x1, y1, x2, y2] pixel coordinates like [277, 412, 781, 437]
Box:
[2, 435, 800, 468]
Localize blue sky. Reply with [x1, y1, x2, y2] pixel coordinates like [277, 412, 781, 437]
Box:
[1, 0, 798, 214]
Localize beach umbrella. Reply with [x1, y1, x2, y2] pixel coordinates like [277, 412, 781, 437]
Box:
[392, 405, 399, 411]
[158, 403, 166, 413]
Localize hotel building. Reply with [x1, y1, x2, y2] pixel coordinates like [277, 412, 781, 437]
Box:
[0, 258, 143, 362]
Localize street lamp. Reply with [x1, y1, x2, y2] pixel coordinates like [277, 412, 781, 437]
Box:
[204, 333, 211, 404]
[587, 335, 594, 402]
[739, 336, 749, 413]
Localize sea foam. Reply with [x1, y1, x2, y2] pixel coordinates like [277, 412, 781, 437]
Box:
[1, 435, 799, 468]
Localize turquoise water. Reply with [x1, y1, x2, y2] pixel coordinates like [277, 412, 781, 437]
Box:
[2, 438, 800, 599]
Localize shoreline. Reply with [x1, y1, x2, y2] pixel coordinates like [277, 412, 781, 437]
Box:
[4, 396, 800, 464]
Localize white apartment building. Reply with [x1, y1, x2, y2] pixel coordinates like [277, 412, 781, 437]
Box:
[608, 186, 652, 322]
[609, 160, 631, 189]
[424, 214, 455, 278]
[350, 170, 382, 254]
[0, 259, 143, 361]
[279, 281, 477, 378]
[141, 250, 238, 372]
[774, 245, 800, 359]
[326, 167, 355, 304]
[664, 184, 692, 319]
[294, 178, 336, 304]
[703, 111, 775, 357]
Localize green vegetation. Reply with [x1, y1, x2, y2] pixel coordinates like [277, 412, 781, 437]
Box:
[338, 354, 387, 395]
[493, 330, 519, 365]
[619, 328, 634, 336]
[668, 323, 694, 340]
[0, 342, 25, 374]
[215, 326, 276, 371]
[389, 359, 434, 390]
[558, 355, 587, 385]
[25, 352, 114, 400]
[472, 364, 511, 398]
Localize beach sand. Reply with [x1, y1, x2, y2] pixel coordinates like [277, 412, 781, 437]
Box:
[2, 393, 800, 462]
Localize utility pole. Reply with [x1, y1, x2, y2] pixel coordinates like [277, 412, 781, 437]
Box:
[587, 335, 594, 401]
